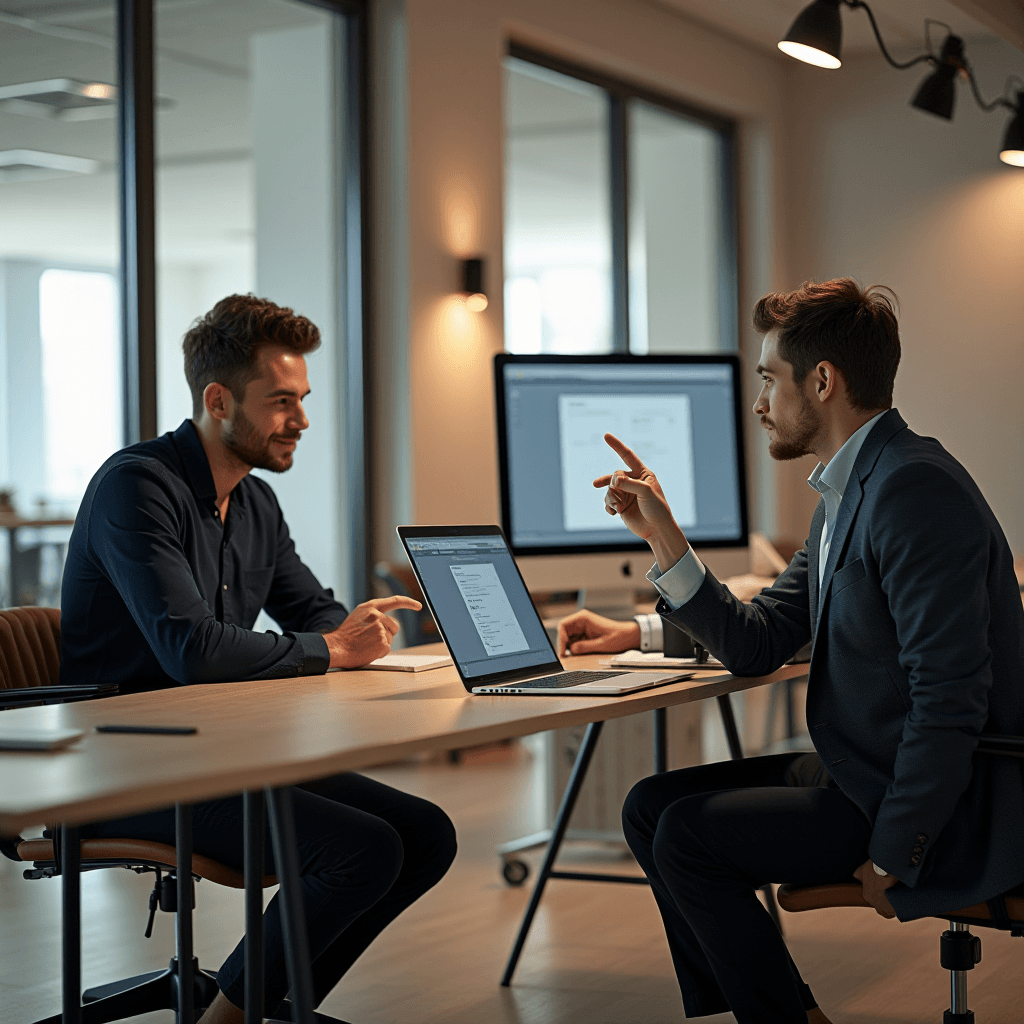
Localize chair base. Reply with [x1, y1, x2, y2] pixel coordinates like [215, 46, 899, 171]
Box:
[944, 1012, 975, 1023]
[29, 959, 353, 1024]
[31, 958, 219, 1024]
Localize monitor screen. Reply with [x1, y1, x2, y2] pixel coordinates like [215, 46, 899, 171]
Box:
[495, 354, 748, 555]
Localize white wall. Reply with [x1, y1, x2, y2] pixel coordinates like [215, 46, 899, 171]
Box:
[785, 38, 1024, 550]
[252, 19, 350, 603]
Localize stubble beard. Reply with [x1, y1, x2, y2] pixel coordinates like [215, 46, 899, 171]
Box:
[223, 407, 298, 473]
[764, 391, 821, 462]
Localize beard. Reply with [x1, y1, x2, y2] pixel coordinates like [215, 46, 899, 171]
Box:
[223, 407, 299, 473]
[763, 391, 821, 461]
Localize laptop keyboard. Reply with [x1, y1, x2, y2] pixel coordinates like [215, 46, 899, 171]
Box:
[516, 671, 625, 689]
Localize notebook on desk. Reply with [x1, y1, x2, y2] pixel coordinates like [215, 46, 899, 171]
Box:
[397, 525, 692, 696]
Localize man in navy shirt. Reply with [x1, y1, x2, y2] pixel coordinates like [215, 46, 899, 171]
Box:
[61, 294, 456, 1023]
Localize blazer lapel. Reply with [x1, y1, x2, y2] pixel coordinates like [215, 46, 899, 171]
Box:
[808, 500, 825, 628]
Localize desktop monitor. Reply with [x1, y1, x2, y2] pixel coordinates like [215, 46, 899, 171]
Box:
[494, 353, 750, 601]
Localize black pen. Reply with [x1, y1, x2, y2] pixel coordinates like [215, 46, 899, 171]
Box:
[96, 725, 198, 735]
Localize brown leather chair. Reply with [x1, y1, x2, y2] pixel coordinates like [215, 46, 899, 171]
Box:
[776, 736, 1024, 1023]
[0, 606, 347, 1024]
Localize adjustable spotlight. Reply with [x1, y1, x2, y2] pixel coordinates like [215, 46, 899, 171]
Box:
[778, 0, 844, 69]
[910, 35, 964, 120]
[999, 91, 1024, 166]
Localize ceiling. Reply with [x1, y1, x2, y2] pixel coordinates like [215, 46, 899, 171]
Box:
[654, 0, 1003, 55]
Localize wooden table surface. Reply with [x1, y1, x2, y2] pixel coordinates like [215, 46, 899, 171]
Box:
[0, 644, 807, 835]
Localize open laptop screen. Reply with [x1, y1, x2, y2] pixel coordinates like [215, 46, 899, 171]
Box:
[401, 529, 558, 681]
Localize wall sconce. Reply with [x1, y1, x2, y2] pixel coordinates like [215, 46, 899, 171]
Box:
[462, 257, 488, 312]
[779, 1, 1024, 166]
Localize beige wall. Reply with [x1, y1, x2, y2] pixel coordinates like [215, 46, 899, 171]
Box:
[373, 0, 794, 563]
[785, 38, 1024, 552]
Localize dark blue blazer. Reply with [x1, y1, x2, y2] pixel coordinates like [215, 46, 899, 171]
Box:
[661, 409, 1024, 919]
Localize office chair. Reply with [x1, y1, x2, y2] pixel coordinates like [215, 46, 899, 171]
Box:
[0, 605, 347, 1024]
[776, 734, 1024, 1023]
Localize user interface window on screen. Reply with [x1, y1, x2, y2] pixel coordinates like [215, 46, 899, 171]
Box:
[406, 537, 553, 680]
[503, 363, 743, 549]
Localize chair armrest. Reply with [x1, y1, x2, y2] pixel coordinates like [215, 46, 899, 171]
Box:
[0, 684, 118, 709]
[977, 734, 1024, 757]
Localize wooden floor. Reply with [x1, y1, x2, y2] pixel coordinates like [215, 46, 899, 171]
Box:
[2, 742, 1023, 1024]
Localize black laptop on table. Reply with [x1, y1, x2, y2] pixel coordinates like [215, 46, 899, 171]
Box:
[397, 525, 692, 695]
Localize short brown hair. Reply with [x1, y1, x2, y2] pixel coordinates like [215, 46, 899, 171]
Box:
[753, 278, 901, 410]
[183, 294, 321, 417]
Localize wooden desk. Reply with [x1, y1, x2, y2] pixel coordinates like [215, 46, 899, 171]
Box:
[0, 653, 806, 834]
[0, 653, 806, 1024]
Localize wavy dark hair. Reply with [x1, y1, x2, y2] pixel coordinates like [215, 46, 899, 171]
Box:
[753, 278, 901, 410]
[183, 294, 320, 417]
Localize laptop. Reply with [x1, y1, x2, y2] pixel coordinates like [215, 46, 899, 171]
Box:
[397, 525, 693, 695]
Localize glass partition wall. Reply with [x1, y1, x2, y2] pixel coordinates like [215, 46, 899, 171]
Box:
[0, 0, 368, 608]
[0, 10, 121, 604]
[503, 47, 736, 356]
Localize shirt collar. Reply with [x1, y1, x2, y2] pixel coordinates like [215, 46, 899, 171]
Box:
[172, 420, 217, 502]
[808, 410, 888, 500]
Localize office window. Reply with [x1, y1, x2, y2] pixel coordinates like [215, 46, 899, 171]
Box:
[154, 0, 360, 605]
[504, 59, 613, 355]
[40, 270, 122, 501]
[503, 48, 736, 355]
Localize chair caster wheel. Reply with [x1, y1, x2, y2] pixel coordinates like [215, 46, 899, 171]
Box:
[503, 859, 529, 886]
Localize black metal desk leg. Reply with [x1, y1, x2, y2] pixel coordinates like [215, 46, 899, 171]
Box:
[265, 786, 315, 1024]
[654, 707, 668, 774]
[176, 804, 195, 1024]
[716, 693, 744, 760]
[61, 824, 82, 1024]
[243, 791, 265, 1024]
[501, 720, 604, 987]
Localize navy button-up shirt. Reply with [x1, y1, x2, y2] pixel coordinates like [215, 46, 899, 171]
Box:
[61, 420, 346, 694]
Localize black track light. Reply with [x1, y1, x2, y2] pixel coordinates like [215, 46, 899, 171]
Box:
[1000, 91, 1024, 166]
[910, 35, 964, 119]
[778, 0, 844, 69]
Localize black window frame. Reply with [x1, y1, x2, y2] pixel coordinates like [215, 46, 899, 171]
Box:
[116, 0, 372, 601]
[506, 42, 739, 355]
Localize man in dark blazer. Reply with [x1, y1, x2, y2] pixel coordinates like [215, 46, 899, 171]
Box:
[556, 278, 1024, 1023]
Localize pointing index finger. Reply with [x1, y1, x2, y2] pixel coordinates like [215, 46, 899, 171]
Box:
[371, 595, 423, 612]
[604, 433, 645, 475]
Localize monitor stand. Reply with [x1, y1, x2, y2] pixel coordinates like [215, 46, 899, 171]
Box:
[575, 586, 639, 621]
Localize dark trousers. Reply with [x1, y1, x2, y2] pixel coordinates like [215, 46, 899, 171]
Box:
[92, 773, 457, 1013]
[621, 752, 871, 1023]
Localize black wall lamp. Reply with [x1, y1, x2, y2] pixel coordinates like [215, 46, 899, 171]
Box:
[461, 257, 488, 312]
[779, 0, 1024, 166]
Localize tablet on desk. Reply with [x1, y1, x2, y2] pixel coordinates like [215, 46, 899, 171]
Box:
[0, 728, 85, 752]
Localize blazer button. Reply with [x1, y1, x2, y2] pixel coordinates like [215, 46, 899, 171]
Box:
[917, 834, 928, 844]
[913, 846, 923, 855]
[910, 855, 921, 866]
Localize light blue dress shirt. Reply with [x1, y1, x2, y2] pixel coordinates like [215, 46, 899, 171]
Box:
[634, 412, 888, 645]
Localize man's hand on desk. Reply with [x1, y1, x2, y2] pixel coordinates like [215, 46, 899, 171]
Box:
[324, 596, 422, 669]
[558, 609, 640, 657]
[596, 434, 689, 573]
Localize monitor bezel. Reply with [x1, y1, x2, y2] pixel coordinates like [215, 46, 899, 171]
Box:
[396, 524, 565, 689]
[494, 352, 750, 557]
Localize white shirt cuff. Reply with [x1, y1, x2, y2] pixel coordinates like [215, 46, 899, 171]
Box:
[647, 549, 707, 610]
[633, 613, 664, 652]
